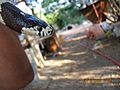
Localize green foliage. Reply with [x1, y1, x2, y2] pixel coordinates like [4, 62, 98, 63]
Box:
[42, 0, 59, 8]
[42, 0, 86, 29]
[45, 12, 59, 25]
[56, 5, 84, 29]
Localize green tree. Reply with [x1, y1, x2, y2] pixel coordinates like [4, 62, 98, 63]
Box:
[41, 0, 85, 29]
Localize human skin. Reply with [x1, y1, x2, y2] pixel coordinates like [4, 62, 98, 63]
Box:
[0, 23, 34, 90]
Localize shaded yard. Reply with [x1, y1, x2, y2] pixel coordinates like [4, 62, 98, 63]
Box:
[25, 24, 120, 90]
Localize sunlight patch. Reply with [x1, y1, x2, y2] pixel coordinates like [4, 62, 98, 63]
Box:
[71, 51, 86, 56]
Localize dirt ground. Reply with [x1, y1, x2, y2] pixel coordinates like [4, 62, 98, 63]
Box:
[25, 24, 120, 90]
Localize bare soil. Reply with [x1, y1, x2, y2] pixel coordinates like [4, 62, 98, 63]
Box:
[25, 25, 120, 90]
